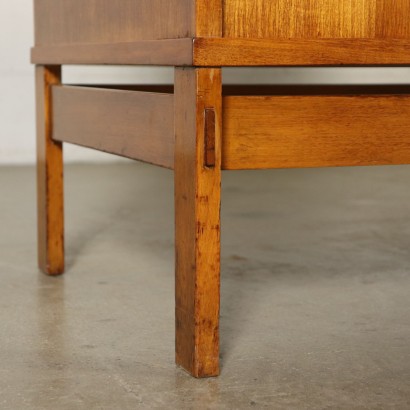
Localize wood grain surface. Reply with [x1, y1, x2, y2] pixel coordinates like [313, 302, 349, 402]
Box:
[36, 66, 65, 275]
[33, 37, 410, 67]
[52, 86, 174, 169]
[33, 0, 410, 66]
[222, 93, 410, 169]
[34, 0, 194, 45]
[31, 39, 193, 66]
[174, 68, 222, 377]
[194, 38, 410, 66]
[223, 0, 410, 39]
[196, 0, 223, 37]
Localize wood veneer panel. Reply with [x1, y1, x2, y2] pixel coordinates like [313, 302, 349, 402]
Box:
[196, 0, 223, 37]
[52, 86, 175, 169]
[223, 0, 374, 39]
[223, 0, 410, 39]
[376, 0, 410, 39]
[222, 94, 410, 170]
[34, 0, 194, 45]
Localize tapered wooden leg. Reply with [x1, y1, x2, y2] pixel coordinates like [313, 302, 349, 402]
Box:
[36, 65, 64, 275]
[174, 68, 222, 377]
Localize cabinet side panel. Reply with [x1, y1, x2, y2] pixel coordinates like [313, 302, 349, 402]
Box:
[34, 0, 195, 45]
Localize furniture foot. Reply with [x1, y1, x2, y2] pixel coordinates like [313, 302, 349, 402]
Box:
[35, 65, 64, 275]
[174, 67, 222, 377]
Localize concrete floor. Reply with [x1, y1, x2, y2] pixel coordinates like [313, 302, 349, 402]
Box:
[1, 163, 410, 409]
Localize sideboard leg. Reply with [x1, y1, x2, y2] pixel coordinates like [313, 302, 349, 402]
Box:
[174, 67, 222, 377]
[35, 65, 65, 275]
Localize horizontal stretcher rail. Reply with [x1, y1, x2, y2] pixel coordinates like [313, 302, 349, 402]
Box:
[52, 86, 175, 169]
[51, 85, 410, 170]
[222, 94, 410, 169]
